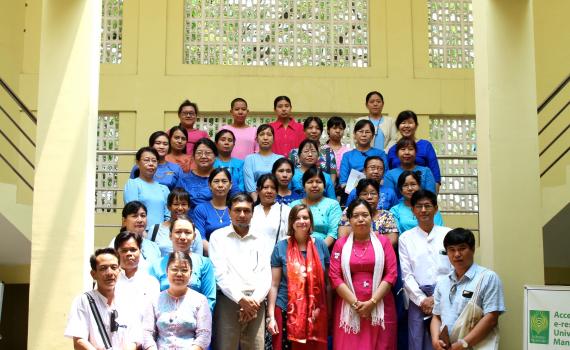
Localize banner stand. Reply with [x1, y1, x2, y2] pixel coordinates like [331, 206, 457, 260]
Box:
[524, 285, 570, 349]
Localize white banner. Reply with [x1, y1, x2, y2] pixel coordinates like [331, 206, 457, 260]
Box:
[524, 285, 570, 349]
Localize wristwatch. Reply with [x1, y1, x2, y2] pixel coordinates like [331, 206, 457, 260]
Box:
[457, 339, 469, 348]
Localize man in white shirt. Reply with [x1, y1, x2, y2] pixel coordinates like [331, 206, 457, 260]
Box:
[113, 231, 160, 349]
[209, 193, 272, 350]
[64, 248, 142, 350]
[399, 189, 452, 350]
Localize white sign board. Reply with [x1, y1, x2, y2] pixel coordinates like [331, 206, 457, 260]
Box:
[524, 285, 570, 349]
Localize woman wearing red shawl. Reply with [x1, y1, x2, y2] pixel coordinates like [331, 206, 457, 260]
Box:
[267, 204, 330, 350]
[329, 199, 398, 350]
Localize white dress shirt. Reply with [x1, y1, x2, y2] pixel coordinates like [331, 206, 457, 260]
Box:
[64, 289, 141, 349]
[115, 268, 160, 304]
[208, 225, 272, 304]
[398, 225, 452, 306]
[250, 202, 291, 257]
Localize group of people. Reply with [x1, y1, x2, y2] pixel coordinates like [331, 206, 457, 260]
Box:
[65, 92, 505, 350]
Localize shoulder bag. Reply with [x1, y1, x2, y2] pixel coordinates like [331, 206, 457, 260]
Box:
[449, 271, 500, 350]
[84, 292, 112, 349]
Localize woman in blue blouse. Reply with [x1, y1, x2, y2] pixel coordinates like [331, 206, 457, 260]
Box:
[129, 131, 183, 190]
[213, 129, 244, 196]
[243, 124, 283, 201]
[178, 138, 218, 210]
[387, 110, 441, 192]
[150, 251, 212, 349]
[290, 166, 342, 248]
[288, 116, 338, 184]
[150, 187, 203, 257]
[290, 139, 336, 199]
[191, 168, 232, 256]
[124, 147, 170, 230]
[339, 119, 388, 187]
[383, 137, 437, 198]
[148, 215, 217, 312]
[389, 170, 444, 234]
[272, 158, 304, 205]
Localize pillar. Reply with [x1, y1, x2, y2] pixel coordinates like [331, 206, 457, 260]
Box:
[473, 1, 544, 349]
[28, 0, 101, 348]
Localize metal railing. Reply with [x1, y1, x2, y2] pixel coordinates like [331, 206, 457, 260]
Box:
[0, 76, 36, 191]
[538, 74, 570, 177]
[0, 78, 37, 125]
[94, 151, 479, 214]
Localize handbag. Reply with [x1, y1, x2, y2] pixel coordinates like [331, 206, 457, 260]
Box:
[449, 271, 500, 350]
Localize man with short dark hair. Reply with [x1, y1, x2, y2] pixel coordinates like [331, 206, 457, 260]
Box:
[345, 155, 399, 209]
[209, 193, 271, 350]
[431, 228, 505, 350]
[64, 248, 142, 350]
[399, 190, 452, 350]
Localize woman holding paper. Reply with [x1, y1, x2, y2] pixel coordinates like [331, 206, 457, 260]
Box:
[338, 120, 388, 189]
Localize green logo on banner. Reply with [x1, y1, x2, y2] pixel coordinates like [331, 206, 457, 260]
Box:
[529, 310, 549, 344]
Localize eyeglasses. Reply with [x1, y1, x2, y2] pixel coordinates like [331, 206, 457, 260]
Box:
[356, 130, 372, 135]
[301, 150, 318, 156]
[180, 111, 196, 116]
[359, 191, 378, 198]
[110, 310, 119, 332]
[195, 151, 214, 157]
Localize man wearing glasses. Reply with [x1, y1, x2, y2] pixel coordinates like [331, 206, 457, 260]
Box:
[398, 190, 452, 350]
[344, 156, 399, 210]
[208, 193, 272, 350]
[65, 248, 141, 350]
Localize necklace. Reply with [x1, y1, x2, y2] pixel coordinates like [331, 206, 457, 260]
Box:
[214, 207, 227, 223]
[352, 242, 369, 258]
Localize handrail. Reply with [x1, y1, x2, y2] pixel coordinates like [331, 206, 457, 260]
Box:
[537, 74, 570, 114]
[0, 129, 35, 169]
[0, 153, 33, 190]
[0, 105, 36, 147]
[536, 74, 570, 177]
[540, 123, 569, 157]
[541, 146, 570, 178]
[539, 100, 569, 135]
[0, 77, 37, 125]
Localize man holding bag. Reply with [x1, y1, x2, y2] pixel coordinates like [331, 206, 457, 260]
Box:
[430, 228, 506, 350]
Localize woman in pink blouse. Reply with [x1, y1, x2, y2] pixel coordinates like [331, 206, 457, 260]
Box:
[220, 97, 258, 160]
[177, 100, 209, 155]
[329, 199, 398, 350]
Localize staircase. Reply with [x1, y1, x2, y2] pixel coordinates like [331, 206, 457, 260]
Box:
[0, 77, 35, 273]
[538, 74, 570, 285]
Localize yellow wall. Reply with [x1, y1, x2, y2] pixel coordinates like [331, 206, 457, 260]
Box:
[0, 0, 35, 203]
[1, 1, 568, 348]
[0, 264, 30, 284]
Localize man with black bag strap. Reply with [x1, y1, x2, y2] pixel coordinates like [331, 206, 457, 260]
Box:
[430, 228, 505, 350]
[64, 248, 143, 349]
